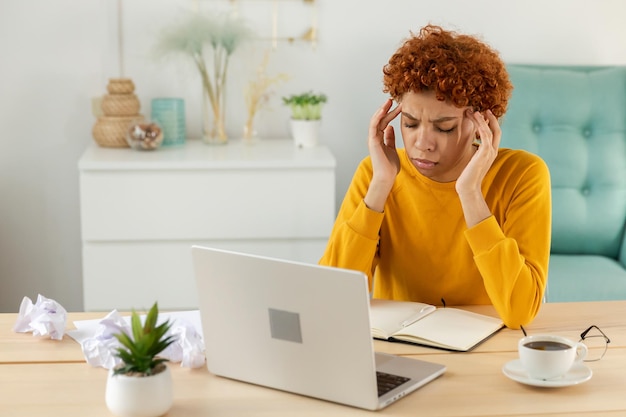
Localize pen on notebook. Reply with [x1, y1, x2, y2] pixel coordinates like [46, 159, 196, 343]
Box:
[400, 306, 432, 327]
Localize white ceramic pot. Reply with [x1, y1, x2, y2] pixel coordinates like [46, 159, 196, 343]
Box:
[290, 119, 321, 148]
[105, 365, 173, 417]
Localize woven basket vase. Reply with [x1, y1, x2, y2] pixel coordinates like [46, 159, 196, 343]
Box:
[101, 93, 140, 117]
[92, 115, 145, 148]
[106, 78, 135, 95]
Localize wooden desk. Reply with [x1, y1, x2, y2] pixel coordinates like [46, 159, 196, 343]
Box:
[2, 302, 626, 416]
[0, 312, 107, 364]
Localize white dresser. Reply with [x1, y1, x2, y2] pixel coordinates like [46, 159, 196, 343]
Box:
[78, 139, 336, 311]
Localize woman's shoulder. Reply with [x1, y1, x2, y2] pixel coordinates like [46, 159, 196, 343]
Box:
[495, 148, 549, 174]
[355, 154, 374, 173]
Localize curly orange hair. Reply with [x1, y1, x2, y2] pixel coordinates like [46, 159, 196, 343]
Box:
[383, 25, 512, 118]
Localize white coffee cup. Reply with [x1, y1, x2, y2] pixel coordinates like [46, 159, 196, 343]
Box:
[518, 334, 587, 380]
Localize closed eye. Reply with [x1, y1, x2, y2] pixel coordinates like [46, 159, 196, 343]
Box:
[436, 126, 456, 133]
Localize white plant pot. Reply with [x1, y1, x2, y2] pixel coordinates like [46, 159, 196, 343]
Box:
[105, 365, 173, 417]
[290, 119, 321, 148]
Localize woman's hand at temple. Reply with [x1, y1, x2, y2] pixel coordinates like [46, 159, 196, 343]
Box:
[456, 109, 501, 227]
[364, 99, 402, 212]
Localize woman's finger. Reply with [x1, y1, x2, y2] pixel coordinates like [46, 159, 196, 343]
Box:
[369, 99, 393, 136]
[370, 99, 401, 142]
[484, 110, 501, 150]
[383, 125, 396, 149]
[381, 102, 402, 128]
[469, 110, 493, 150]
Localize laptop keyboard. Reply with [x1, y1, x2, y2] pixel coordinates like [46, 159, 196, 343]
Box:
[376, 371, 411, 397]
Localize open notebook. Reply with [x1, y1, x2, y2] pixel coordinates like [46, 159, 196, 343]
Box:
[370, 298, 504, 351]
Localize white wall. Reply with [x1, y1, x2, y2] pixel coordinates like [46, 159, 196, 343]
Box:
[1, 0, 625, 312]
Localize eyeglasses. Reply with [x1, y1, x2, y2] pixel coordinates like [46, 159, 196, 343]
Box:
[579, 325, 611, 362]
[520, 324, 610, 362]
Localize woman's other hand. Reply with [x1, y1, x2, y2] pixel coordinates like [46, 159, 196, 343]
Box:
[456, 109, 501, 226]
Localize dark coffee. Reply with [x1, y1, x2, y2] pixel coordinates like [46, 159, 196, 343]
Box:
[524, 341, 570, 351]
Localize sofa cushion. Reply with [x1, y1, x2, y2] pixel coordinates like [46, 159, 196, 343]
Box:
[546, 254, 626, 302]
[502, 66, 626, 258]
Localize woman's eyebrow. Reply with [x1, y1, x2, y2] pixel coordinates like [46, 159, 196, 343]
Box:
[430, 116, 458, 123]
[401, 113, 459, 122]
[401, 111, 418, 121]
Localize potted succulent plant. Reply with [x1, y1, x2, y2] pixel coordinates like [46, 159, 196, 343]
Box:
[282, 91, 327, 147]
[105, 302, 177, 417]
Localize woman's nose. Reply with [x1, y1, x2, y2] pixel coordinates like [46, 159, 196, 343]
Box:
[414, 127, 434, 152]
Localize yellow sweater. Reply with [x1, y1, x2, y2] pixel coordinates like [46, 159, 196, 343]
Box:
[319, 148, 551, 328]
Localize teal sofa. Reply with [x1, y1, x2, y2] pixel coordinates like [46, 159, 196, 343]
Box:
[500, 65, 626, 302]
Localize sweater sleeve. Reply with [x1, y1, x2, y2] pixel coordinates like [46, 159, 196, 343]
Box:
[319, 158, 384, 287]
[464, 157, 551, 329]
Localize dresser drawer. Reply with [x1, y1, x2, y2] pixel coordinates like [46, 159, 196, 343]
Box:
[82, 239, 329, 311]
[80, 168, 334, 241]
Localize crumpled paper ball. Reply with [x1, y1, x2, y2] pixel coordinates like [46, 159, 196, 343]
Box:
[160, 319, 206, 369]
[80, 310, 130, 370]
[12, 294, 68, 340]
[80, 310, 205, 369]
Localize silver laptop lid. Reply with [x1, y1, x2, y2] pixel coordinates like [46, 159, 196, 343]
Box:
[191, 245, 380, 410]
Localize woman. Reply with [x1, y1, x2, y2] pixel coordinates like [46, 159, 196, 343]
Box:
[319, 25, 551, 329]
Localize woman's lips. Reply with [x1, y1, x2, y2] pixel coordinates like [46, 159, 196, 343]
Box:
[412, 158, 437, 169]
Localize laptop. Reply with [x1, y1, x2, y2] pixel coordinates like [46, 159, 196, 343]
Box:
[191, 245, 446, 410]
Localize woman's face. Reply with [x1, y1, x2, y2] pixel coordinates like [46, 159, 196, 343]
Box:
[399, 90, 477, 182]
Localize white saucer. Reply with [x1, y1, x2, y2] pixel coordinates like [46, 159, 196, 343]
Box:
[502, 359, 592, 387]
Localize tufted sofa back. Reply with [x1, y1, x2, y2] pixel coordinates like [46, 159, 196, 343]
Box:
[500, 65, 626, 259]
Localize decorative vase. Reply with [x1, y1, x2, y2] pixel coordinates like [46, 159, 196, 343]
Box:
[202, 87, 227, 145]
[151, 98, 186, 146]
[242, 112, 260, 145]
[290, 119, 321, 148]
[92, 114, 145, 148]
[105, 364, 173, 417]
[107, 78, 135, 95]
[92, 78, 143, 148]
[102, 93, 140, 116]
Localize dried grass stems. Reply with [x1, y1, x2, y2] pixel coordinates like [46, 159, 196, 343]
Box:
[154, 12, 252, 141]
[244, 50, 289, 139]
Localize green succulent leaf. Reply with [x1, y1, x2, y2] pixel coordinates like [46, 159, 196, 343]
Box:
[111, 302, 177, 376]
[130, 312, 143, 342]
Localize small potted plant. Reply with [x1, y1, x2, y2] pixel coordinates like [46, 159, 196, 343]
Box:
[282, 91, 327, 147]
[105, 302, 177, 417]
